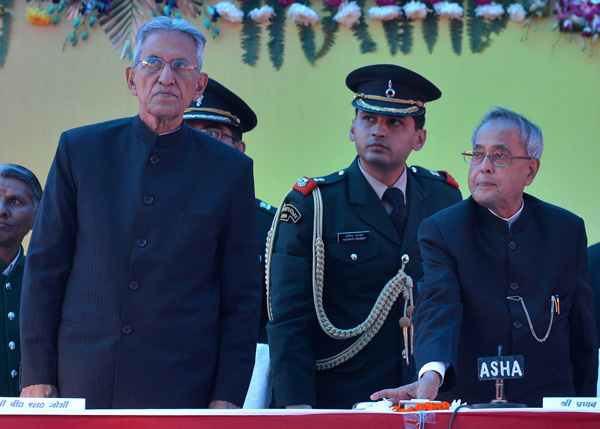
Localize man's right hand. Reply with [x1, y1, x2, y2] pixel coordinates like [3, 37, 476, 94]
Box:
[20, 384, 59, 398]
[370, 370, 441, 405]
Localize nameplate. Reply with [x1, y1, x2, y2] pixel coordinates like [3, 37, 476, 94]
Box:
[542, 397, 600, 412]
[337, 231, 370, 243]
[477, 355, 524, 380]
[0, 397, 85, 414]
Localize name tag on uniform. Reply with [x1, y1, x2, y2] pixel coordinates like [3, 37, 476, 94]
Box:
[337, 231, 370, 243]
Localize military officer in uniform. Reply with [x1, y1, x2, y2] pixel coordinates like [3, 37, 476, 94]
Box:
[266, 64, 462, 409]
[183, 78, 277, 344]
[0, 164, 42, 396]
[184, 79, 276, 408]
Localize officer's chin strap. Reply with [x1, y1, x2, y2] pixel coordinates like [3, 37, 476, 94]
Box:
[265, 187, 414, 371]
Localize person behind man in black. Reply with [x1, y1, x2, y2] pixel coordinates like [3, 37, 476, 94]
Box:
[372, 107, 598, 407]
[19, 17, 261, 409]
[267, 64, 462, 409]
[183, 78, 276, 345]
[0, 164, 42, 396]
[183, 79, 276, 408]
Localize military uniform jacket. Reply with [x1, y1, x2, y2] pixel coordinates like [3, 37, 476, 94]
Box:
[20, 116, 262, 409]
[0, 250, 25, 396]
[256, 199, 277, 344]
[414, 195, 599, 407]
[267, 157, 462, 409]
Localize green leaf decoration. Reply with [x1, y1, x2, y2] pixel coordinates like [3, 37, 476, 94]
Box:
[267, 2, 287, 70]
[350, 0, 376, 54]
[382, 19, 400, 56]
[399, 17, 413, 55]
[98, 0, 163, 61]
[296, 0, 316, 65]
[449, 18, 463, 56]
[240, 0, 262, 66]
[315, 5, 339, 60]
[422, 13, 439, 54]
[466, 1, 489, 53]
[0, 10, 12, 68]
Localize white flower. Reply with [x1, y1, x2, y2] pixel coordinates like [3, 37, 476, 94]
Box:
[433, 2, 464, 19]
[287, 3, 320, 26]
[368, 5, 402, 21]
[214, 2, 244, 23]
[403, 1, 429, 20]
[474, 2, 505, 20]
[507, 3, 526, 22]
[334, 1, 362, 28]
[248, 5, 275, 24]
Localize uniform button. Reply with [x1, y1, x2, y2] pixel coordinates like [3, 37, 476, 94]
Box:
[129, 281, 140, 291]
[350, 253, 358, 261]
[122, 325, 132, 335]
[508, 241, 517, 250]
[8, 341, 15, 351]
[143, 196, 154, 205]
[509, 282, 519, 291]
[7, 312, 15, 322]
[10, 370, 18, 379]
[5, 282, 11, 292]
[513, 320, 523, 329]
[136, 239, 147, 247]
[150, 155, 160, 165]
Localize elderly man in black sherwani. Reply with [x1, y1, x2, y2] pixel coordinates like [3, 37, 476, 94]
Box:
[19, 17, 261, 409]
[373, 107, 598, 407]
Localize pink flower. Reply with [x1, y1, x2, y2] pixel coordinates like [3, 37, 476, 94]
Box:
[472, 0, 491, 5]
[277, 0, 295, 6]
[325, 0, 344, 7]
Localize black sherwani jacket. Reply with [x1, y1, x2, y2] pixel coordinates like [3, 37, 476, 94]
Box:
[414, 195, 598, 407]
[20, 116, 261, 409]
[267, 157, 462, 409]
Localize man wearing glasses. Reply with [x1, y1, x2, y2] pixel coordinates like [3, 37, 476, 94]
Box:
[372, 107, 598, 407]
[20, 17, 261, 409]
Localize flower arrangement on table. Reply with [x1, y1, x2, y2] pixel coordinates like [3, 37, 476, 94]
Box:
[3, 0, 595, 70]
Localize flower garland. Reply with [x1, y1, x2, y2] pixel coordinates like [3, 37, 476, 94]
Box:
[14, 0, 598, 71]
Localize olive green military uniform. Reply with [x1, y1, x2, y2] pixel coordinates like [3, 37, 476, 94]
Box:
[267, 157, 462, 409]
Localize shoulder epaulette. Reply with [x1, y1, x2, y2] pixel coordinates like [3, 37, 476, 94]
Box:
[256, 199, 277, 215]
[409, 166, 460, 189]
[292, 170, 347, 196]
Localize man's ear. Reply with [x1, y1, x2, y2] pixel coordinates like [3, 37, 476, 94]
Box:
[195, 72, 208, 100]
[349, 119, 356, 142]
[234, 140, 247, 154]
[126, 67, 137, 96]
[525, 158, 540, 186]
[412, 129, 427, 152]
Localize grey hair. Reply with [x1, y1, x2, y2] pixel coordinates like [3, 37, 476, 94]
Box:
[471, 107, 543, 160]
[0, 164, 43, 208]
[133, 16, 207, 70]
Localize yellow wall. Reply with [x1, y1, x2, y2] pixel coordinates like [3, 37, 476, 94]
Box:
[1, 1, 599, 247]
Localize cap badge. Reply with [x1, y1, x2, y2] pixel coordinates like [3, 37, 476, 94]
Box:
[385, 80, 395, 98]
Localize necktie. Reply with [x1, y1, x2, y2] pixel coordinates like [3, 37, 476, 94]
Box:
[383, 187, 406, 237]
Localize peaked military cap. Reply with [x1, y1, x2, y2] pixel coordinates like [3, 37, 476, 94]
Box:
[183, 78, 258, 133]
[346, 64, 441, 117]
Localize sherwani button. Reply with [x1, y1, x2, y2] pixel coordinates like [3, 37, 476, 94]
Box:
[7, 312, 15, 322]
[8, 341, 15, 351]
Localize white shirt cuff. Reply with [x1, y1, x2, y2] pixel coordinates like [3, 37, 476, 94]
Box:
[419, 362, 448, 387]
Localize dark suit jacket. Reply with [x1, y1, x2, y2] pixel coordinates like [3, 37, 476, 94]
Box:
[20, 116, 262, 409]
[267, 157, 462, 409]
[0, 250, 25, 396]
[414, 195, 598, 407]
[589, 242, 600, 345]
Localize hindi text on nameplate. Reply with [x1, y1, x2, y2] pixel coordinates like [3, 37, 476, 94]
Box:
[542, 397, 600, 411]
[0, 397, 85, 413]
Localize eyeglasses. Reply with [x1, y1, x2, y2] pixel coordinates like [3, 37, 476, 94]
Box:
[138, 57, 198, 76]
[462, 150, 532, 167]
[200, 129, 239, 143]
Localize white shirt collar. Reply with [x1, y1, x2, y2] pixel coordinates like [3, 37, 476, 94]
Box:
[488, 199, 524, 227]
[2, 248, 22, 276]
[358, 160, 407, 205]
